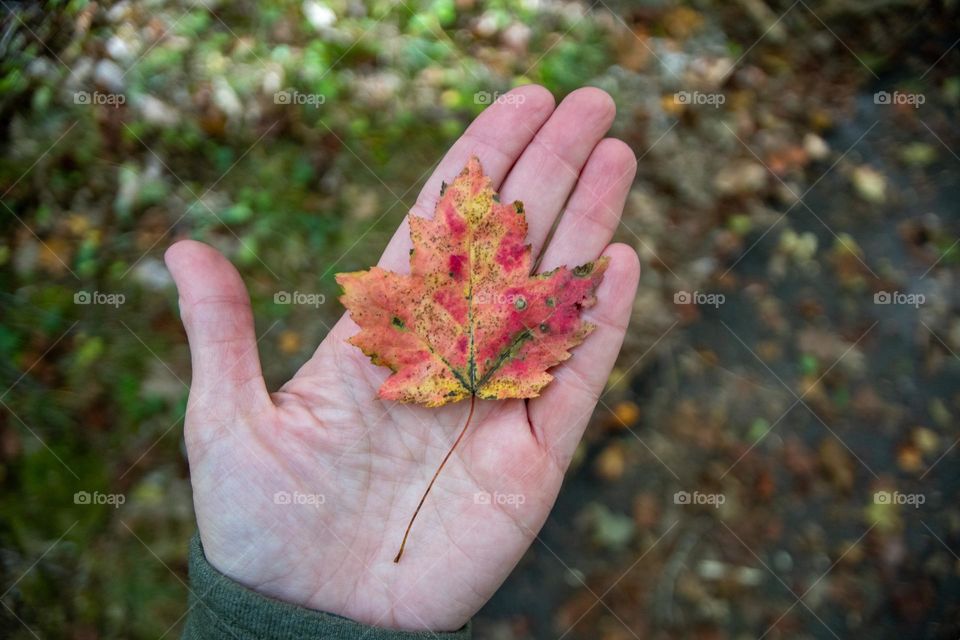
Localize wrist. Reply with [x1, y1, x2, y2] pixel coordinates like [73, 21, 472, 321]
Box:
[185, 533, 472, 638]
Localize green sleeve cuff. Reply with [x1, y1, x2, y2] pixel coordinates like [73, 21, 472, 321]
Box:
[183, 533, 471, 640]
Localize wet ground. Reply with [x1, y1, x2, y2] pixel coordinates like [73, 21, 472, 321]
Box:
[479, 75, 960, 640]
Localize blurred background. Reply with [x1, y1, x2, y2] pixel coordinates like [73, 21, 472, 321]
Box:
[2, 0, 959, 637]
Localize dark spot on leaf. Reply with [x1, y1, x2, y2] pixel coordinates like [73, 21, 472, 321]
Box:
[546, 297, 556, 307]
[514, 296, 527, 311]
[391, 316, 405, 329]
[493, 194, 500, 203]
[573, 263, 594, 278]
[440, 181, 448, 196]
[540, 323, 549, 332]
[514, 202, 524, 214]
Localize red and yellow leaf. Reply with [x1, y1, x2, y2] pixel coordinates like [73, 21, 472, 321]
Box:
[336, 156, 607, 407]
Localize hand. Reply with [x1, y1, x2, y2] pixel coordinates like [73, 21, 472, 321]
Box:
[165, 85, 640, 632]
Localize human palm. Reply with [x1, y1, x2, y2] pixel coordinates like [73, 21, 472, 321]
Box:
[166, 85, 640, 632]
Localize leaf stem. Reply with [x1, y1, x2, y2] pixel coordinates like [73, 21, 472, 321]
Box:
[393, 394, 477, 563]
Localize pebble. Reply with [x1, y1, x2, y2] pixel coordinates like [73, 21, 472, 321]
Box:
[303, 0, 337, 30]
[803, 132, 830, 161]
[714, 161, 768, 195]
[851, 165, 887, 204]
[94, 59, 125, 92]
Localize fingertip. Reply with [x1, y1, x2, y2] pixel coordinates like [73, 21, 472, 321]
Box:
[164, 239, 212, 285]
[593, 138, 637, 181]
[164, 240, 246, 304]
[165, 238, 203, 265]
[562, 86, 616, 123]
[505, 84, 556, 117]
[165, 237, 227, 263]
[603, 242, 641, 282]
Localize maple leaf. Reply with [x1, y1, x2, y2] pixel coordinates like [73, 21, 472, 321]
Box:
[336, 156, 608, 408]
[336, 156, 608, 562]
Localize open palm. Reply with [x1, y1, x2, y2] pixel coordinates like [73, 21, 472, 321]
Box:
[165, 85, 640, 632]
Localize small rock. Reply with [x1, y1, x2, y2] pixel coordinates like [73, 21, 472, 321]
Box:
[106, 35, 134, 62]
[714, 161, 767, 195]
[66, 57, 94, 90]
[137, 95, 180, 127]
[212, 77, 242, 119]
[473, 12, 499, 38]
[263, 66, 284, 95]
[803, 133, 830, 161]
[133, 258, 173, 291]
[851, 165, 887, 204]
[353, 71, 402, 106]
[688, 55, 734, 89]
[106, 1, 131, 23]
[502, 23, 531, 54]
[94, 59, 125, 92]
[303, 0, 336, 30]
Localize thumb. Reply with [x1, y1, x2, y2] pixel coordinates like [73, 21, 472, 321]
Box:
[164, 240, 271, 417]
